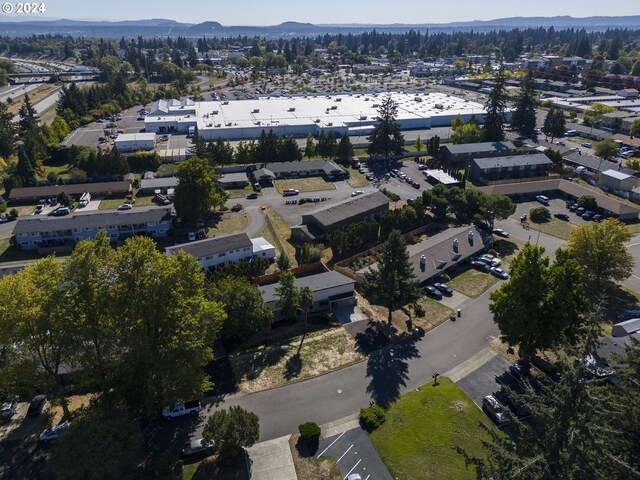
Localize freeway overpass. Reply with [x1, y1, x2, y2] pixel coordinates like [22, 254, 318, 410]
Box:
[7, 71, 100, 84]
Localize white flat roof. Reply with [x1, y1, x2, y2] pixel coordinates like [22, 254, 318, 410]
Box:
[115, 133, 156, 142]
[147, 92, 487, 133]
[602, 169, 634, 180]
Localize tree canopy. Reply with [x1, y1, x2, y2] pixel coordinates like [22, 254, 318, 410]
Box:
[367, 95, 405, 158]
[174, 156, 227, 226]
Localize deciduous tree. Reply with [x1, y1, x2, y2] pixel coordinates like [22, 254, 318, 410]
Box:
[174, 156, 226, 226]
[203, 406, 260, 458]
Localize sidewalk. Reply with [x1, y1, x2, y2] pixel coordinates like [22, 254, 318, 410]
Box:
[246, 435, 297, 480]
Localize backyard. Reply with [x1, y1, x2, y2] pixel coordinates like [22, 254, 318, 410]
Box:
[369, 377, 496, 480]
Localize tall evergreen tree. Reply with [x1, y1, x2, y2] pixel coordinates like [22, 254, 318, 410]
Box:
[304, 133, 316, 160]
[0, 101, 16, 159]
[363, 230, 420, 324]
[275, 271, 300, 322]
[367, 95, 405, 159]
[542, 108, 566, 142]
[483, 67, 508, 142]
[510, 70, 537, 135]
[336, 133, 354, 162]
[16, 146, 36, 186]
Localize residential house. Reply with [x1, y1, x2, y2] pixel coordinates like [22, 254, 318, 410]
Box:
[439, 141, 518, 165]
[599, 169, 638, 193]
[165, 233, 275, 271]
[8, 180, 132, 203]
[253, 160, 347, 184]
[140, 176, 179, 194]
[258, 270, 356, 320]
[14, 207, 173, 251]
[218, 172, 250, 189]
[468, 154, 553, 184]
[291, 191, 390, 242]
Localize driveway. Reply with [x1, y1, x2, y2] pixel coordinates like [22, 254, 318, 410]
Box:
[317, 428, 392, 480]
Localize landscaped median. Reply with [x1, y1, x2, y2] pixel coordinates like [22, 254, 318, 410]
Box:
[368, 377, 498, 480]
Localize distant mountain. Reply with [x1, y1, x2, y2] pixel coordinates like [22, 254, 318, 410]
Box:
[0, 15, 639, 38]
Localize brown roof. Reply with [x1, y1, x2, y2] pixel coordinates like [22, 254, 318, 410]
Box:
[9, 181, 132, 201]
[478, 179, 640, 216]
[612, 134, 640, 148]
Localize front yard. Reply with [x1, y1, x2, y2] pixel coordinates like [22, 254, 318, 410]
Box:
[369, 377, 497, 480]
[448, 268, 498, 298]
[207, 211, 249, 237]
[527, 218, 575, 240]
[229, 327, 365, 393]
[274, 177, 337, 193]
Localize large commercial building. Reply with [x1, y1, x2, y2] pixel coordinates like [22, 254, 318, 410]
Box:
[144, 92, 493, 141]
[14, 206, 173, 251]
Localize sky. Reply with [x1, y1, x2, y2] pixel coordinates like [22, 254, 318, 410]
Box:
[9, 0, 640, 25]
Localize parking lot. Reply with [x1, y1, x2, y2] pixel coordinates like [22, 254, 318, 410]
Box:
[512, 197, 601, 227]
[316, 427, 393, 480]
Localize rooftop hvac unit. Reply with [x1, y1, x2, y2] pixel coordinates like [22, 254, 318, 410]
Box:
[225, 122, 232, 126]
[359, 115, 367, 120]
[288, 107, 296, 112]
[364, 98, 370, 101]
[314, 119, 321, 123]
[212, 110, 219, 114]
[335, 98, 342, 102]
[327, 122, 333, 126]
[414, 97, 423, 102]
[207, 123, 213, 127]
[215, 123, 221, 127]
[252, 109, 260, 113]
[222, 101, 229, 105]
[254, 121, 261, 125]
[331, 105, 338, 110]
[435, 104, 444, 109]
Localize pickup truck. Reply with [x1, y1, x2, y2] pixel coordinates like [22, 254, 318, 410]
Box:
[162, 401, 201, 419]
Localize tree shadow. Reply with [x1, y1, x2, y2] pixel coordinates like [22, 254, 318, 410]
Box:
[365, 342, 420, 405]
[284, 353, 302, 380]
[601, 284, 640, 325]
[351, 321, 390, 354]
[295, 434, 319, 457]
[491, 239, 519, 258]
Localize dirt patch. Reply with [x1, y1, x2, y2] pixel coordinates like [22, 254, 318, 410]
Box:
[289, 434, 342, 480]
[230, 328, 365, 393]
[48, 393, 95, 425]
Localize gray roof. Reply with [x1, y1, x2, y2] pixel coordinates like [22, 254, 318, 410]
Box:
[255, 167, 276, 180]
[165, 232, 252, 258]
[570, 124, 612, 139]
[218, 172, 249, 184]
[259, 270, 355, 304]
[472, 153, 552, 170]
[563, 152, 632, 174]
[612, 318, 640, 337]
[265, 160, 345, 176]
[443, 141, 516, 156]
[360, 226, 491, 284]
[13, 206, 173, 235]
[308, 191, 390, 230]
[140, 177, 179, 189]
[8, 180, 132, 200]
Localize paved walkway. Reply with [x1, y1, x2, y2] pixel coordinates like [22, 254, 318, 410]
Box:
[246, 435, 297, 480]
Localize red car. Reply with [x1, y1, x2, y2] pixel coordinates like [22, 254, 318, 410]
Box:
[411, 181, 420, 189]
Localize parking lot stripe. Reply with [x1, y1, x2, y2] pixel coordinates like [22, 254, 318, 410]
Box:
[364, 475, 370, 480]
[336, 444, 354, 463]
[343, 459, 362, 479]
[316, 431, 345, 459]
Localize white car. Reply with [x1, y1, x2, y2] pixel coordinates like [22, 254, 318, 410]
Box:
[188, 232, 197, 241]
[351, 190, 364, 197]
[117, 203, 133, 210]
[492, 228, 510, 238]
[39, 422, 71, 442]
[491, 267, 509, 280]
[536, 195, 549, 205]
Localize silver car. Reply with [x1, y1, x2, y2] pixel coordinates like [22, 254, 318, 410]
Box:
[182, 438, 215, 457]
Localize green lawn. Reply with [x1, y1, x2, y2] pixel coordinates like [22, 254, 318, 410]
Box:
[527, 218, 575, 241]
[182, 454, 247, 480]
[274, 177, 337, 193]
[449, 268, 498, 298]
[369, 377, 496, 480]
[98, 193, 157, 210]
[345, 167, 370, 188]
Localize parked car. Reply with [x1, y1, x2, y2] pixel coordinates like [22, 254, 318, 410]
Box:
[536, 195, 549, 205]
[162, 401, 201, 419]
[575, 207, 585, 215]
[568, 203, 578, 211]
[418, 164, 427, 170]
[282, 189, 299, 197]
[187, 232, 196, 241]
[411, 181, 420, 189]
[582, 212, 593, 221]
[27, 395, 47, 417]
[619, 309, 640, 321]
[424, 286, 443, 300]
[246, 193, 258, 199]
[490, 267, 509, 280]
[434, 283, 453, 296]
[39, 422, 71, 442]
[492, 228, 509, 238]
[471, 260, 491, 272]
[553, 213, 569, 221]
[1, 399, 17, 420]
[593, 214, 604, 221]
[555, 140, 566, 146]
[182, 438, 215, 457]
[51, 207, 70, 217]
[581, 142, 592, 148]
[482, 395, 510, 425]
[480, 254, 500, 267]
[117, 203, 133, 210]
[351, 190, 364, 197]
[520, 213, 527, 222]
[509, 362, 529, 380]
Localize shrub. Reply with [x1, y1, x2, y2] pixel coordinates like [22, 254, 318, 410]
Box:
[438, 273, 451, 283]
[0, 203, 6, 213]
[487, 249, 498, 257]
[231, 203, 243, 212]
[380, 188, 400, 202]
[298, 422, 321, 442]
[57, 191, 73, 207]
[9, 208, 18, 218]
[47, 171, 58, 184]
[529, 206, 550, 223]
[360, 404, 386, 432]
